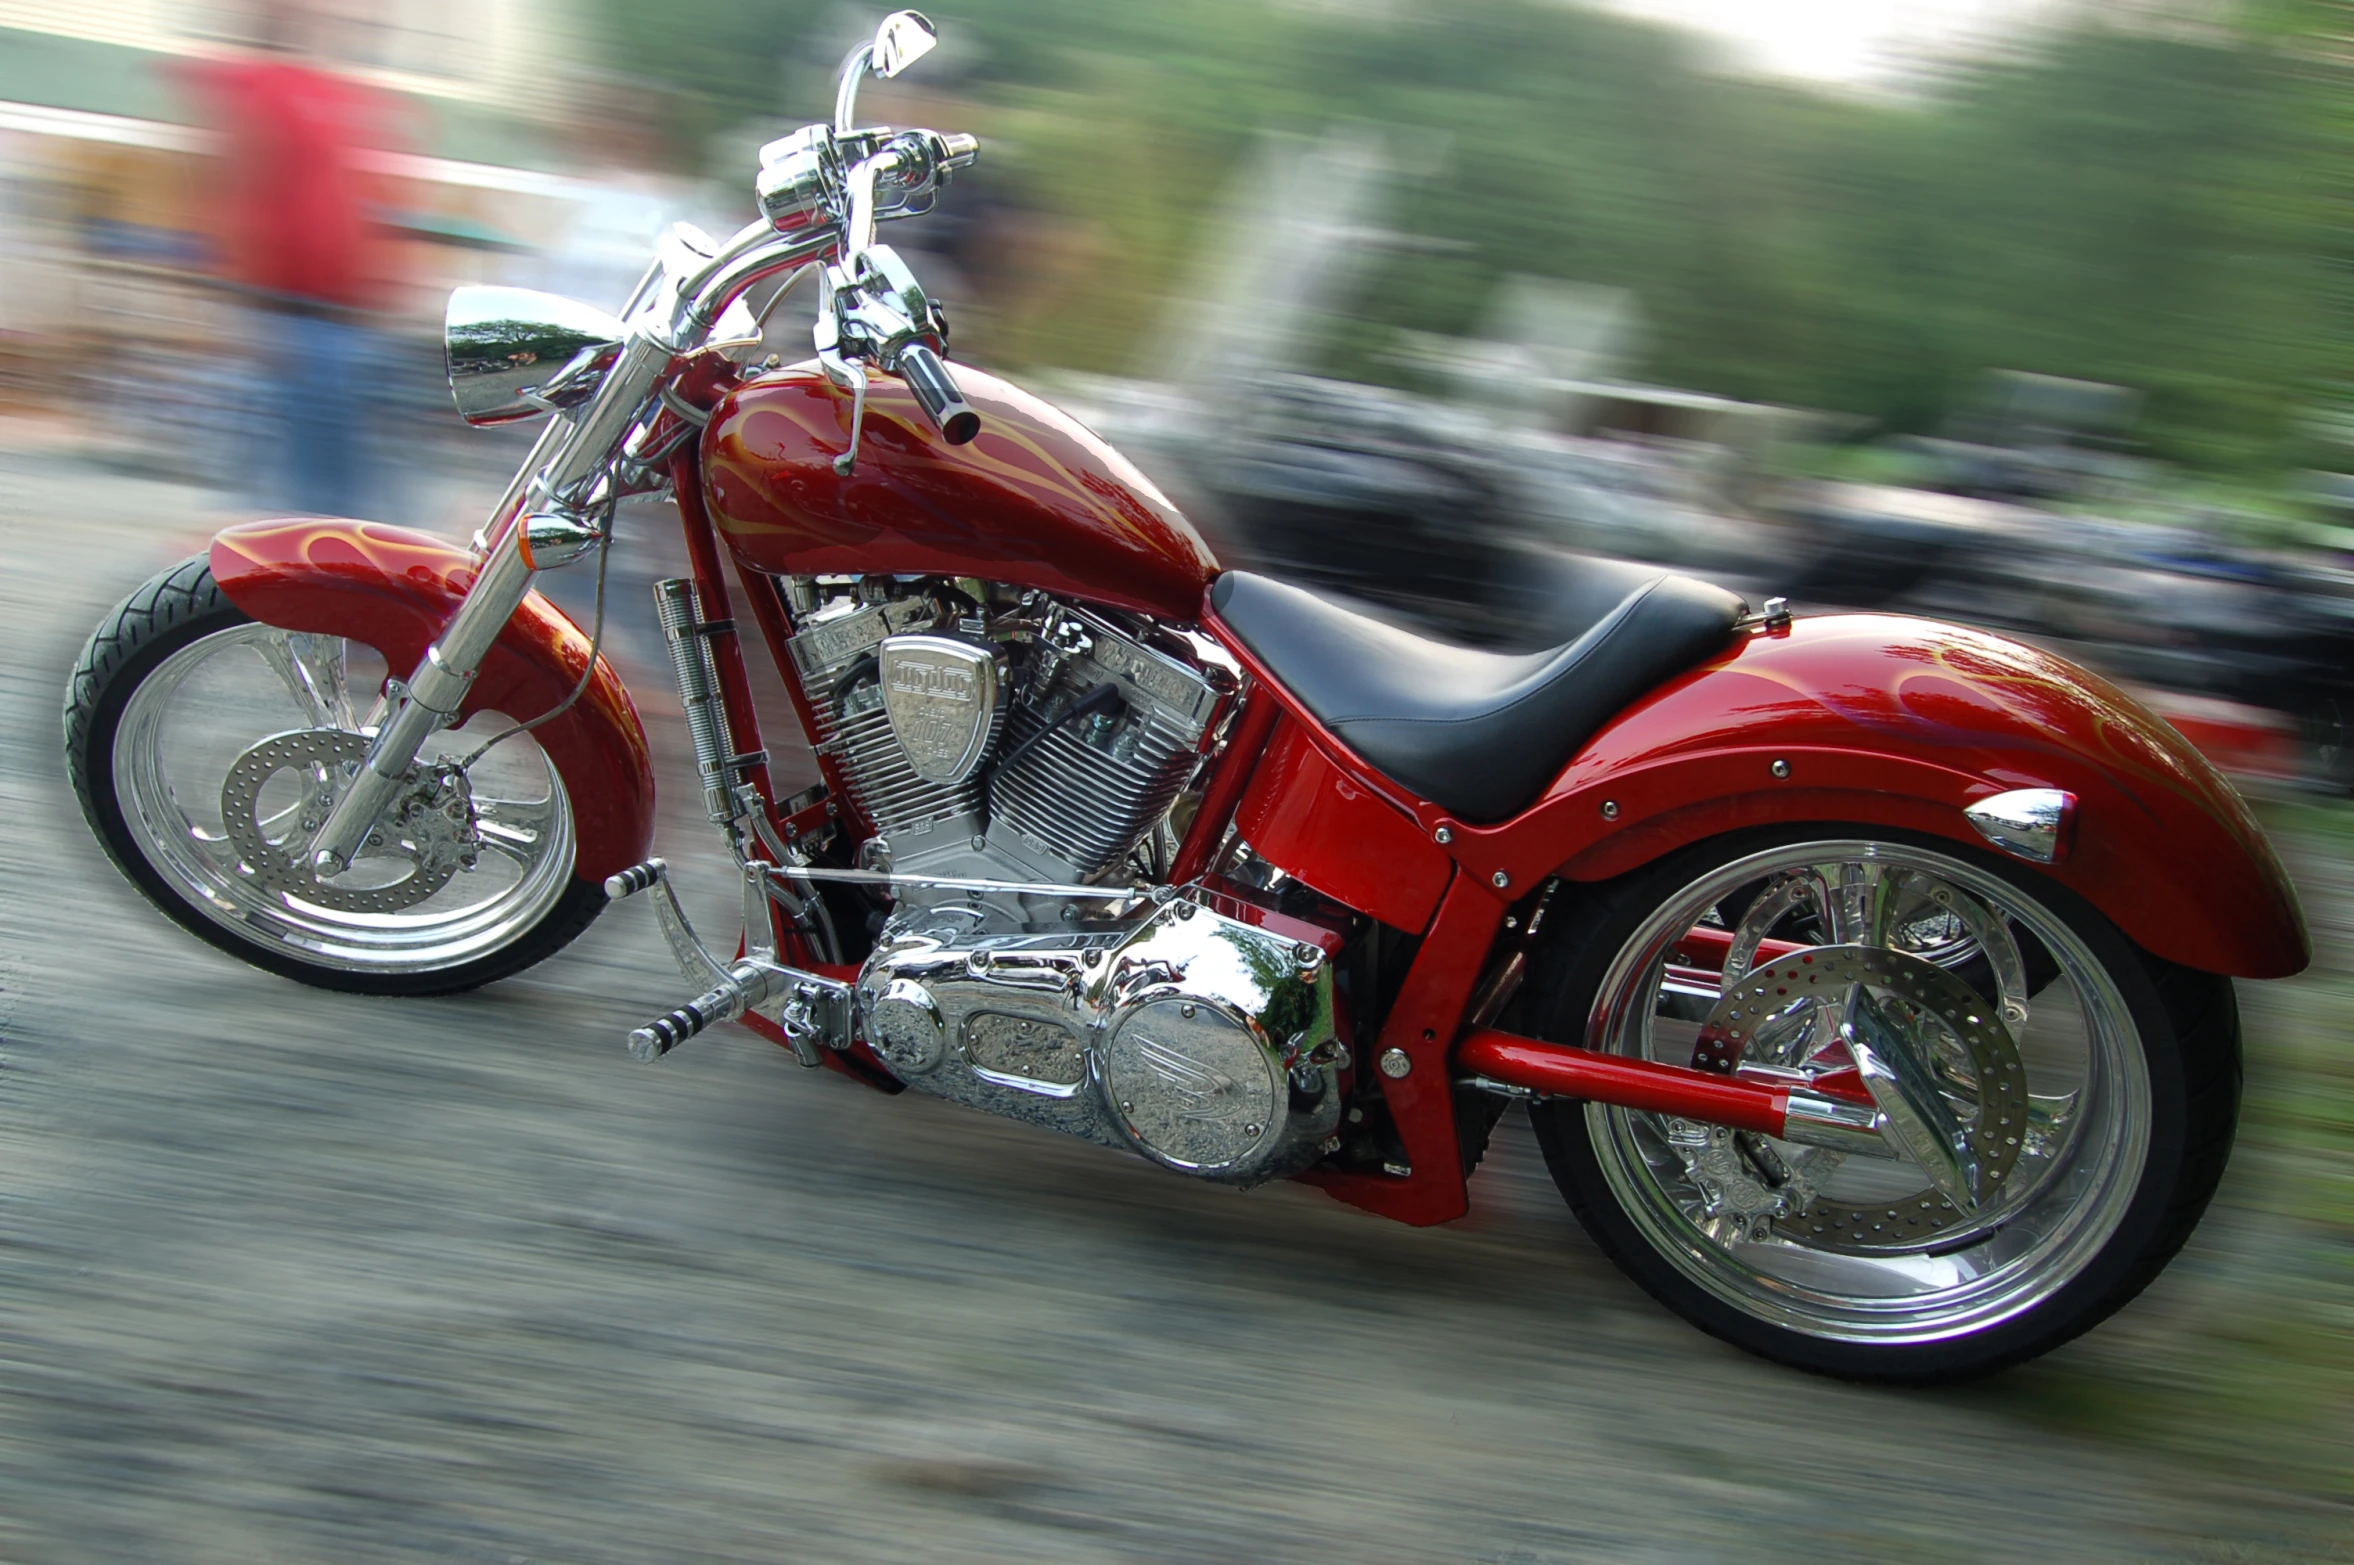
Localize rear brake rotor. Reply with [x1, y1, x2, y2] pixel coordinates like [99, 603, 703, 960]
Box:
[220, 730, 463, 914]
[1701, 944, 2031, 1252]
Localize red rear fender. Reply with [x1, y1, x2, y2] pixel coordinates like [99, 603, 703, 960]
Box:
[1424, 615, 2308, 980]
[208, 519, 655, 884]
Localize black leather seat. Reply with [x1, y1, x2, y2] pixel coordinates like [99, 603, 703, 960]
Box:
[1211, 561, 1746, 823]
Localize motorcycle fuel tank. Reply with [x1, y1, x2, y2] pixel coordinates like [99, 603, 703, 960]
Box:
[702, 362, 1219, 621]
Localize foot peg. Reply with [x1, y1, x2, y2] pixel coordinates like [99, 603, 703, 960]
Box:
[604, 860, 666, 898]
[606, 857, 852, 1066]
[630, 984, 742, 1061]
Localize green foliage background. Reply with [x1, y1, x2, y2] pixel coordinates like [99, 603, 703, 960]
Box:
[589, 0, 2352, 475]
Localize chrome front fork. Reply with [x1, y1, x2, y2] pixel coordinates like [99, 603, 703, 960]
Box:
[308, 526, 540, 871]
[307, 329, 683, 872]
[309, 217, 841, 872]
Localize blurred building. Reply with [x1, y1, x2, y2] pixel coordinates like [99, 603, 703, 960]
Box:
[0, 0, 573, 160]
[0, 0, 633, 493]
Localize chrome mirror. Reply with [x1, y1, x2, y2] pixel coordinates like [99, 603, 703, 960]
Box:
[444, 286, 628, 426]
[836, 10, 937, 133]
[872, 10, 938, 78]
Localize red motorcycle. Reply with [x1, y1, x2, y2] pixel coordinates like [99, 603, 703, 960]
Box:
[63, 15, 2308, 1380]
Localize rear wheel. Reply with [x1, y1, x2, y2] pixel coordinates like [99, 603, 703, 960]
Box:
[65, 557, 604, 995]
[1524, 826, 2239, 1382]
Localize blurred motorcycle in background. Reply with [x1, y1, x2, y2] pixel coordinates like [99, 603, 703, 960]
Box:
[63, 14, 2311, 1381]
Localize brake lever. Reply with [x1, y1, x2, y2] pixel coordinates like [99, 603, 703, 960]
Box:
[830, 359, 870, 477]
[815, 140, 980, 471]
[813, 266, 871, 475]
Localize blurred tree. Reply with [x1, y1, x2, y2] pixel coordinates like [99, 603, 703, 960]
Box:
[584, 0, 2346, 476]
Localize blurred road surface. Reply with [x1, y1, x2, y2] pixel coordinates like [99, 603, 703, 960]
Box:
[1, 431, 2346, 1563]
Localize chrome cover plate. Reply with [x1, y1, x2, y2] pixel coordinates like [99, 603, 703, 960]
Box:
[787, 597, 986, 862]
[1101, 997, 1287, 1175]
[857, 896, 1344, 1184]
[879, 632, 1005, 785]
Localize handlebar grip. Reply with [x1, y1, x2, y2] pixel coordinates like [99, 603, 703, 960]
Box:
[897, 343, 980, 445]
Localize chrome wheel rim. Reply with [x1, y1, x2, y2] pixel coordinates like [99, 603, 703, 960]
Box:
[113, 623, 576, 974]
[1584, 839, 2149, 1345]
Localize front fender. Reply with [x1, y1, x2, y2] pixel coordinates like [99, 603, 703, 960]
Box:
[209, 519, 655, 884]
[1448, 614, 2308, 979]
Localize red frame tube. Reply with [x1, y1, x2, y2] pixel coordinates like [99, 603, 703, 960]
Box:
[667, 439, 900, 1088]
[1296, 870, 1505, 1225]
[729, 556, 871, 837]
[1456, 1029, 1790, 1137]
[1168, 689, 1277, 885]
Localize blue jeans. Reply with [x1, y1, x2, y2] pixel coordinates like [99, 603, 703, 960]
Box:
[257, 307, 378, 519]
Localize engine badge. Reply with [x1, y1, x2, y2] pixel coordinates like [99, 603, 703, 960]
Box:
[878, 633, 1003, 785]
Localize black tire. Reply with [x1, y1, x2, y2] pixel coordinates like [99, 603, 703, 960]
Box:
[1524, 823, 2241, 1383]
[64, 556, 605, 997]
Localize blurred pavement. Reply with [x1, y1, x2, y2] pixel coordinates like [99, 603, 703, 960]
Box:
[0, 435, 2347, 1563]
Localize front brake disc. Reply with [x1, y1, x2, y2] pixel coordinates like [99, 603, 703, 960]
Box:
[220, 730, 460, 914]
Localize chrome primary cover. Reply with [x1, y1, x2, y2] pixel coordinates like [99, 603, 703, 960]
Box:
[879, 632, 1005, 785]
[857, 894, 1345, 1183]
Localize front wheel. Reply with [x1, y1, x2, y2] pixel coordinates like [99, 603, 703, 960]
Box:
[1524, 826, 2240, 1382]
[64, 556, 604, 995]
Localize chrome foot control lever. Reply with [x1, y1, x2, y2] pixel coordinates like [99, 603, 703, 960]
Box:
[605, 857, 851, 1066]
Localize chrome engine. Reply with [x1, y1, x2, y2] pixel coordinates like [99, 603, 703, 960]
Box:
[785, 578, 1349, 1183]
[786, 580, 1227, 900]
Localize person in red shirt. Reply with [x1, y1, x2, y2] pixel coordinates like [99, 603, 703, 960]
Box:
[179, 6, 402, 517]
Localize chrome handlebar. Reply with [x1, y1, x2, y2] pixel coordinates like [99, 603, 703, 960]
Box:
[783, 127, 980, 460]
[497, 7, 981, 517]
[322, 11, 969, 876]
[554, 121, 978, 503]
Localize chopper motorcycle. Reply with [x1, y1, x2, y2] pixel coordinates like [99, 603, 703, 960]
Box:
[62, 15, 2310, 1381]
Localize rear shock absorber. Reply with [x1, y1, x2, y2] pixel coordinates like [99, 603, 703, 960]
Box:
[653, 577, 762, 829]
